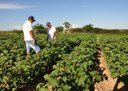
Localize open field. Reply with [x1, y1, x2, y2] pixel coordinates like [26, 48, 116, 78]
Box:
[0, 32, 128, 91]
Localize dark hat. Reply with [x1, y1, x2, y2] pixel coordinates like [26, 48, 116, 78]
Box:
[46, 22, 51, 26]
[28, 16, 36, 21]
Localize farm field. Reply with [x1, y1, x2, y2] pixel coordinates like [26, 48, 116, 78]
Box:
[0, 32, 128, 91]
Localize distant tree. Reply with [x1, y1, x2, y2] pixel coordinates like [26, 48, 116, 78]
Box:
[69, 28, 82, 33]
[63, 22, 71, 30]
[56, 26, 63, 32]
[12, 30, 22, 34]
[62, 22, 71, 34]
[82, 24, 94, 33]
[33, 23, 46, 34]
[93, 27, 102, 34]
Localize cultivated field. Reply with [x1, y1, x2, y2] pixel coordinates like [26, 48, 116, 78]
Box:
[0, 32, 128, 91]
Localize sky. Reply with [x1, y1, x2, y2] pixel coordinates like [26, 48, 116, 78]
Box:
[0, 0, 128, 30]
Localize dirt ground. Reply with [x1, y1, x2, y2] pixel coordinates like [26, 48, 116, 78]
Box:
[94, 35, 128, 91]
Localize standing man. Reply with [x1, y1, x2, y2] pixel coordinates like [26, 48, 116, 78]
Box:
[46, 22, 56, 46]
[23, 16, 41, 57]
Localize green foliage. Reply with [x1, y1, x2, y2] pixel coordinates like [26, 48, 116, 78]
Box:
[56, 26, 63, 32]
[0, 33, 83, 90]
[82, 24, 93, 33]
[12, 30, 22, 33]
[33, 23, 47, 34]
[69, 28, 82, 33]
[37, 34, 102, 91]
[0, 32, 128, 91]
[100, 34, 128, 78]
[63, 22, 71, 30]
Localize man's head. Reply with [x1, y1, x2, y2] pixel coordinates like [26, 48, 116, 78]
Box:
[46, 22, 52, 28]
[28, 16, 36, 23]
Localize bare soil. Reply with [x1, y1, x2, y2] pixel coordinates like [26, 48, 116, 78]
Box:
[94, 35, 127, 91]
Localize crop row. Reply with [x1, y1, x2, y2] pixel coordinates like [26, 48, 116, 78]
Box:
[0, 33, 83, 91]
[36, 35, 102, 91]
[99, 34, 128, 83]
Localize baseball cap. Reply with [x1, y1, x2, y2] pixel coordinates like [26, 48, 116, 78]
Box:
[46, 22, 51, 26]
[28, 16, 36, 21]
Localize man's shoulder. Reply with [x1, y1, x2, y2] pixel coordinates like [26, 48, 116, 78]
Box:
[51, 26, 55, 29]
[23, 21, 31, 27]
[52, 25, 55, 28]
[24, 20, 31, 25]
[52, 26, 56, 31]
[23, 20, 33, 31]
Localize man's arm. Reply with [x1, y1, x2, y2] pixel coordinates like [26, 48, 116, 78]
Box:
[53, 26, 56, 39]
[53, 32, 56, 39]
[29, 30, 36, 44]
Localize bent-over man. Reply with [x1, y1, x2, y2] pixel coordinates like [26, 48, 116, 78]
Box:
[23, 16, 41, 57]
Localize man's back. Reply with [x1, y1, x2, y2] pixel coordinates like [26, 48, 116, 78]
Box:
[23, 20, 33, 41]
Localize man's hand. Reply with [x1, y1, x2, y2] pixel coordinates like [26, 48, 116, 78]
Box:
[53, 32, 56, 39]
[29, 30, 35, 44]
[32, 39, 36, 45]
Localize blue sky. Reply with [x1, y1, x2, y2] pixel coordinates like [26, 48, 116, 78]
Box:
[0, 0, 128, 30]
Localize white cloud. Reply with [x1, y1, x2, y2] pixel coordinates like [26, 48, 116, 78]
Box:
[71, 24, 79, 28]
[0, 3, 33, 10]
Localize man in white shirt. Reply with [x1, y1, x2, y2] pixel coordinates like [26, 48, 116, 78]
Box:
[46, 22, 56, 46]
[23, 16, 41, 57]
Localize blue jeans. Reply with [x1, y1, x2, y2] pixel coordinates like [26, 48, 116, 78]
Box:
[25, 41, 41, 53]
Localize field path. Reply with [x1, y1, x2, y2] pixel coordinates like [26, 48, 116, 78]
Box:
[94, 35, 124, 91]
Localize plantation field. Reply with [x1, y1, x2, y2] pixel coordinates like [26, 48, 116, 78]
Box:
[0, 32, 128, 91]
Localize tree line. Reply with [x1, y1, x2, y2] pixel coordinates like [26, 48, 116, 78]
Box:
[32, 22, 128, 34]
[1, 22, 128, 34]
